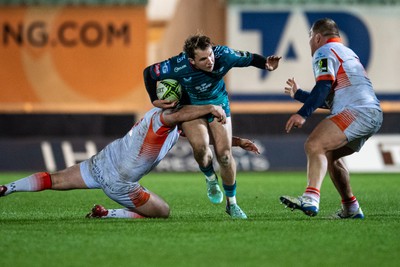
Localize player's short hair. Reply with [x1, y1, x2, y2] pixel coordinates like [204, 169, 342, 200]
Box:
[311, 18, 340, 37]
[183, 34, 212, 59]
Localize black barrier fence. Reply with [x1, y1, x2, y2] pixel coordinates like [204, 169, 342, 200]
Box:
[0, 112, 399, 172]
[0, 113, 136, 137]
[1, 112, 398, 138]
[0, 135, 307, 172]
[1, 134, 399, 172]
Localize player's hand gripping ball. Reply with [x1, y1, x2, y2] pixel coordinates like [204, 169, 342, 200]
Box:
[156, 79, 182, 101]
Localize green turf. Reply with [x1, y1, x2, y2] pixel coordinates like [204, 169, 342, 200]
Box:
[1, 172, 399, 267]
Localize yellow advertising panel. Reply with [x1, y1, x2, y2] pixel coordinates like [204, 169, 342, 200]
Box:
[0, 6, 151, 113]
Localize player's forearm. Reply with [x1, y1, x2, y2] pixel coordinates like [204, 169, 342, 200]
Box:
[294, 89, 310, 103]
[250, 53, 267, 69]
[296, 81, 332, 118]
[232, 136, 241, 147]
[175, 105, 216, 123]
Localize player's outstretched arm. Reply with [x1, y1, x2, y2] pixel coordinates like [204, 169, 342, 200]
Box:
[250, 54, 281, 71]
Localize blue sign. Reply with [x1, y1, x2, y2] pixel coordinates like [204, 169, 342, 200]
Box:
[241, 11, 371, 80]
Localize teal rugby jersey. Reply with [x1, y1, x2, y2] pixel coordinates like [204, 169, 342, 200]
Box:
[149, 45, 253, 106]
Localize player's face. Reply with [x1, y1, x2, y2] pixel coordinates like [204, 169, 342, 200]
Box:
[190, 46, 215, 72]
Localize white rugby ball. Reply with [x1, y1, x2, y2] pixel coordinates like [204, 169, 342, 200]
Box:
[156, 79, 182, 101]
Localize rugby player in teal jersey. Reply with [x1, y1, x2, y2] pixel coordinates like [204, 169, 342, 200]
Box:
[144, 34, 281, 219]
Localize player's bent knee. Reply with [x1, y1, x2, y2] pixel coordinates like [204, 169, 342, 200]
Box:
[193, 147, 213, 166]
[157, 202, 170, 218]
[304, 139, 323, 155]
[217, 153, 232, 167]
[133, 187, 170, 218]
[192, 143, 209, 154]
[145, 198, 170, 218]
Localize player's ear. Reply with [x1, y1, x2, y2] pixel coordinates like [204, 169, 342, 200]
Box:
[188, 58, 195, 65]
[316, 33, 323, 43]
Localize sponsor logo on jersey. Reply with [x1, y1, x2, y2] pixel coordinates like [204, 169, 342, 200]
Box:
[177, 54, 186, 63]
[161, 61, 171, 74]
[174, 65, 187, 72]
[183, 77, 192, 82]
[318, 58, 328, 72]
[153, 63, 161, 77]
[239, 11, 371, 79]
[195, 83, 212, 93]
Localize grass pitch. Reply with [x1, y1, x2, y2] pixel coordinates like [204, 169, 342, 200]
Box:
[1, 171, 399, 267]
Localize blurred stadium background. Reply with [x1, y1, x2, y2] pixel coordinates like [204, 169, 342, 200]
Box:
[0, 0, 399, 173]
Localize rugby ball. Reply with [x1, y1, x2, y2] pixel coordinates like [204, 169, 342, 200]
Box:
[156, 79, 182, 101]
